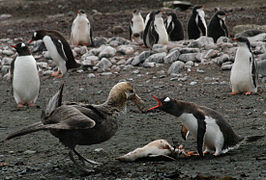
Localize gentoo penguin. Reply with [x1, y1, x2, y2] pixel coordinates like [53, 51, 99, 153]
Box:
[188, 6, 207, 39]
[149, 96, 244, 157]
[143, 11, 157, 48]
[70, 9, 94, 47]
[129, 9, 145, 44]
[230, 37, 258, 95]
[10, 43, 40, 107]
[29, 30, 80, 78]
[164, 12, 184, 41]
[6, 82, 146, 172]
[147, 10, 169, 48]
[208, 11, 228, 43]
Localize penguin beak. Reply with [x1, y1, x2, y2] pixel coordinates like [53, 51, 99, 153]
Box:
[149, 96, 162, 110]
[202, 5, 206, 9]
[29, 40, 34, 44]
[232, 38, 238, 42]
[10, 45, 17, 48]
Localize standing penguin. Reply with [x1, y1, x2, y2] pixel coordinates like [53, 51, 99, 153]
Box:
[230, 37, 258, 95]
[149, 96, 244, 157]
[208, 11, 228, 43]
[29, 30, 80, 78]
[143, 11, 157, 48]
[188, 6, 207, 39]
[129, 10, 145, 44]
[70, 9, 94, 47]
[10, 43, 40, 107]
[164, 12, 184, 41]
[147, 10, 169, 48]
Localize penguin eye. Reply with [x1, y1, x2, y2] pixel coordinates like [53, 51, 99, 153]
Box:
[164, 97, 170, 102]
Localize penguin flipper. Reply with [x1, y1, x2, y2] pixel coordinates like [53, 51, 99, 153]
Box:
[193, 111, 206, 157]
[129, 20, 133, 40]
[51, 37, 68, 62]
[90, 25, 94, 47]
[250, 56, 258, 89]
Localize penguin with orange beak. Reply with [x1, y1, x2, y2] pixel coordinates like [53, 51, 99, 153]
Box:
[149, 96, 244, 157]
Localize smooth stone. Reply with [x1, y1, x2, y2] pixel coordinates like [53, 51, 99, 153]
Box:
[257, 60, 266, 77]
[217, 36, 231, 44]
[164, 50, 180, 64]
[221, 62, 233, 70]
[179, 48, 200, 54]
[168, 61, 185, 75]
[145, 52, 166, 63]
[37, 62, 48, 69]
[93, 37, 108, 47]
[99, 46, 116, 58]
[100, 72, 112, 76]
[143, 61, 155, 68]
[123, 64, 134, 70]
[190, 81, 197, 86]
[217, 54, 230, 66]
[0, 14, 12, 20]
[132, 51, 151, 66]
[205, 49, 219, 59]
[152, 44, 168, 53]
[24, 150, 36, 154]
[189, 36, 215, 48]
[178, 53, 198, 62]
[2, 49, 14, 56]
[95, 58, 112, 72]
[2, 57, 13, 65]
[87, 73, 96, 78]
[117, 45, 134, 55]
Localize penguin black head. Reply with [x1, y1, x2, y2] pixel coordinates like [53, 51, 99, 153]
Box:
[149, 96, 175, 111]
[133, 9, 140, 14]
[29, 30, 46, 43]
[216, 11, 227, 19]
[166, 12, 177, 20]
[233, 36, 251, 49]
[193, 5, 205, 14]
[11, 42, 31, 56]
[78, 9, 86, 15]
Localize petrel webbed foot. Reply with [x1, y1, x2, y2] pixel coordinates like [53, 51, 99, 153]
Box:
[73, 148, 102, 166]
[69, 151, 95, 174]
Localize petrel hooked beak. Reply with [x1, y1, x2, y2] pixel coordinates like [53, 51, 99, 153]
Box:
[149, 96, 162, 110]
[29, 40, 34, 44]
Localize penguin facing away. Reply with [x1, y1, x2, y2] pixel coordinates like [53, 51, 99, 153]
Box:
[70, 9, 94, 47]
[10, 43, 40, 107]
[148, 10, 169, 48]
[129, 9, 145, 44]
[29, 30, 80, 78]
[230, 37, 258, 95]
[164, 12, 184, 41]
[208, 11, 228, 43]
[149, 96, 244, 157]
[188, 5, 207, 39]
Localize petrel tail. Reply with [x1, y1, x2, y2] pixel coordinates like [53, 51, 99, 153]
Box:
[245, 135, 265, 142]
[5, 122, 47, 140]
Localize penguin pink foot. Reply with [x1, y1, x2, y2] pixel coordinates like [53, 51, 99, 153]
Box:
[51, 70, 61, 77]
[28, 102, 36, 107]
[231, 91, 238, 95]
[17, 103, 24, 108]
[245, 91, 252, 95]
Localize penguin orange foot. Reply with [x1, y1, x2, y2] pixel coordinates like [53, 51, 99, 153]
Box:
[245, 92, 252, 95]
[17, 103, 24, 108]
[231, 91, 238, 95]
[51, 70, 61, 77]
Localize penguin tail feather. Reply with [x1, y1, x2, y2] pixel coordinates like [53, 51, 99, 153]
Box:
[245, 135, 265, 143]
[5, 122, 47, 141]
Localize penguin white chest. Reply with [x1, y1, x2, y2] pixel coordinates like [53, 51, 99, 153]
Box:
[179, 113, 224, 151]
[132, 15, 145, 33]
[43, 36, 66, 73]
[12, 56, 40, 103]
[72, 16, 91, 43]
[230, 47, 255, 92]
[154, 18, 168, 44]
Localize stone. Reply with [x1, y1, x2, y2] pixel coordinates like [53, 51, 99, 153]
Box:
[178, 53, 198, 62]
[42, 70, 54, 76]
[108, 37, 129, 45]
[232, 24, 266, 35]
[117, 59, 126, 65]
[216, 36, 231, 44]
[179, 48, 200, 54]
[83, 55, 99, 65]
[99, 46, 116, 58]
[143, 61, 155, 68]
[190, 81, 197, 86]
[221, 62, 233, 70]
[123, 64, 134, 70]
[24, 150, 36, 154]
[100, 72, 113, 76]
[164, 50, 180, 64]
[87, 73, 96, 78]
[204, 49, 220, 59]
[186, 61, 194, 66]
[189, 36, 215, 48]
[37, 62, 48, 69]
[167, 61, 185, 75]
[2, 57, 13, 65]
[117, 45, 134, 55]
[3, 72, 10, 81]
[95, 58, 112, 72]
[111, 26, 124, 34]
[217, 54, 230, 66]
[2, 49, 14, 56]
[145, 52, 166, 63]
[152, 44, 168, 53]
[257, 60, 266, 77]
[93, 37, 108, 47]
[131, 51, 151, 66]
[126, 57, 134, 65]
[0, 14, 12, 20]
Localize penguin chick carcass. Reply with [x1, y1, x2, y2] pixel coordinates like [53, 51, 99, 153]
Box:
[10, 42, 40, 107]
[70, 9, 94, 47]
[6, 82, 146, 173]
[149, 96, 244, 157]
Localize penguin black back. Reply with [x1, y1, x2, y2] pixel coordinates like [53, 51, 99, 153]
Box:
[165, 12, 184, 41]
[208, 11, 228, 43]
[143, 11, 157, 48]
[188, 6, 207, 39]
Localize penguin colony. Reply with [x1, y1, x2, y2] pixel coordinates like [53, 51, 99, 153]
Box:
[4, 5, 263, 173]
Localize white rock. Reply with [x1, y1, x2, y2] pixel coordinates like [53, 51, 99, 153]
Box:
[117, 59, 126, 65]
[190, 81, 197, 86]
[117, 45, 134, 55]
[186, 61, 194, 66]
[205, 49, 219, 59]
[221, 62, 233, 71]
[179, 53, 198, 62]
[179, 48, 200, 54]
[168, 61, 185, 75]
[96, 58, 112, 72]
[257, 60, 266, 77]
[42, 70, 54, 76]
[164, 50, 180, 64]
[145, 52, 166, 63]
[3, 73, 10, 81]
[87, 73, 96, 78]
[100, 72, 113, 76]
[2, 49, 14, 56]
[217, 54, 230, 66]
[99, 45, 116, 58]
[37, 62, 48, 69]
[189, 36, 214, 48]
[43, 51, 51, 59]
[152, 44, 168, 53]
[143, 62, 155, 68]
[132, 51, 151, 66]
[0, 14, 12, 20]
[24, 150, 36, 154]
[123, 65, 133, 70]
[216, 36, 231, 44]
[2, 57, 13, 65]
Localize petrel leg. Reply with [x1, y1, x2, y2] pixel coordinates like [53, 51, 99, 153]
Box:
[69, 151, 94, 173]
[73, 148, 102, 165]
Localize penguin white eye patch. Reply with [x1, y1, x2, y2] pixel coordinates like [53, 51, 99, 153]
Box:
[164, 97, 170, 102]
[21, 43, 25, 47]
[34, 32, 37, 37]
